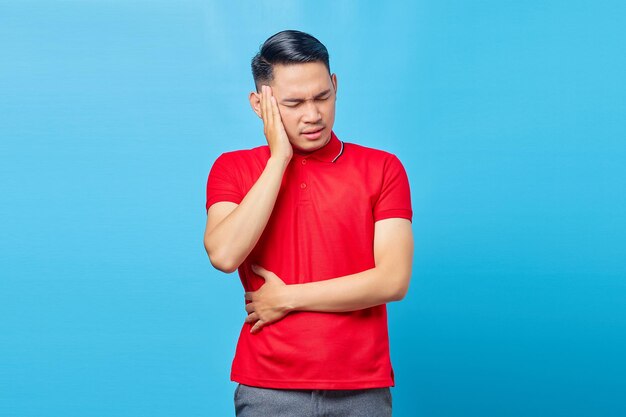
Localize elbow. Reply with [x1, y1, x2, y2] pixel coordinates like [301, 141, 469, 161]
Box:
[204, 238, 238, 274]
[211, 258, 239, 274]
[208, 251, 239, 274]
[391, 286, 408, 301]
[389, 275, 411, 302]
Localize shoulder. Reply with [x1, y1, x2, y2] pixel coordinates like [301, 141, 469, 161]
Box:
[213, 144, 270, 166]
[210, 144, 270, 182]
[343, 141, 404, 165]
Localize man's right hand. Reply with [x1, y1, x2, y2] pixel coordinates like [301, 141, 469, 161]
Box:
[260, 85, 293, 162]
[205, 85, 293, 273]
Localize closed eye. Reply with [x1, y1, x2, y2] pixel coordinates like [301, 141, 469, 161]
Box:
[284, 96, 330, 108]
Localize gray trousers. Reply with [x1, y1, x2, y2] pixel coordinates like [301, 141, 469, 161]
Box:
[234, 383, 392, 417]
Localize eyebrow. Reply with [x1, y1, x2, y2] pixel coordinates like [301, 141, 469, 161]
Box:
[281, 89, 332, 104]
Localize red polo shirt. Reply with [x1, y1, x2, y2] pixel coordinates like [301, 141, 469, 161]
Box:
[205, 130, 412, 390]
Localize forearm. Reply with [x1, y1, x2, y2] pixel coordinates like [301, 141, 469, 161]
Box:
[206, 156, 289, 272]
[286, 266, 401, 313]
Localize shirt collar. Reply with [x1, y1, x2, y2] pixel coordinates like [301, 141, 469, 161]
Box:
[291, 130, 344, 163]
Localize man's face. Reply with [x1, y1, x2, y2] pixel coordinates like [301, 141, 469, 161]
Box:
[254, 62, 337, 153]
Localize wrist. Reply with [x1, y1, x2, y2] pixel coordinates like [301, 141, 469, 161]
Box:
[284, 284, 301, 313]
[268, 155, 291, 169]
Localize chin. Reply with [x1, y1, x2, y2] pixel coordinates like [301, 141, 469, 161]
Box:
[297, 140, 324, 151]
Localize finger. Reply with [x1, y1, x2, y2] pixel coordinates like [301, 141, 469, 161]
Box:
[270, 95, 283, 125]
[260, 86, 267, 126]
[250, 320, 264, 334]
[264, 85, 273, 127]
[245, 302, 254, 314]
[251, 264, 265, 277]
[245, 312, 258, 324]
[253, 265, 275, 281]
[252, 264, 268, 272]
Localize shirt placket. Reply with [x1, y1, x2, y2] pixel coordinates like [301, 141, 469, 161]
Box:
[298, 157, 311, 203]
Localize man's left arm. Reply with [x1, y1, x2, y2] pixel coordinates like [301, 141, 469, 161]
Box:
[244, 217, 413, 333]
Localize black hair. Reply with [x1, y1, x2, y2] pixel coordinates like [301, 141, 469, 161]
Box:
[251, 30, 330, 92]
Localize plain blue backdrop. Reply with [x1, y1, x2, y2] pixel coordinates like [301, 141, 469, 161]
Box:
[1, 1, 624, 416]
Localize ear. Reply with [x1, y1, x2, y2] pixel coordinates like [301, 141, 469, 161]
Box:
[249, 90, 262, 119]
[331, 73, 338, 97]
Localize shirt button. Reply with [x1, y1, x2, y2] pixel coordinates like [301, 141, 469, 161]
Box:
[300, 182, 307, 189]
[301, 159, 307, 165]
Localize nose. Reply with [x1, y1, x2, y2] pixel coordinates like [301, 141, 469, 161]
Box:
[301, 100, 322, 123]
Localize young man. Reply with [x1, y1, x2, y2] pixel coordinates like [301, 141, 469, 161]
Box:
[204, 30, 413, 417]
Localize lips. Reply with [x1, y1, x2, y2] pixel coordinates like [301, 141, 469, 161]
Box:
[302, 127, 324, 134]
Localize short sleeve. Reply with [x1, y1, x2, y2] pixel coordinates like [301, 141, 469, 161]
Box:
[373, 154, 413, 222]
[205, 153, 243, 212]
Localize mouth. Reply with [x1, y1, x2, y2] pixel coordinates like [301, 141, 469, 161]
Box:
[302, 127, 324, 140]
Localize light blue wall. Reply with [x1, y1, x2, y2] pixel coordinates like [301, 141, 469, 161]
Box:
[1, 1, 624, 416]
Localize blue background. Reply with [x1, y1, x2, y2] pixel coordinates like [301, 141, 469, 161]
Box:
[1, 1, 624, 416]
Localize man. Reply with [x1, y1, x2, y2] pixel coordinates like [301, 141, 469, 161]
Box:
[204, 30, 413, 417]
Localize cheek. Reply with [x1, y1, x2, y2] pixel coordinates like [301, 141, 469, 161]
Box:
[322, 101, 335, 113]
[279, 111, 298, 129]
